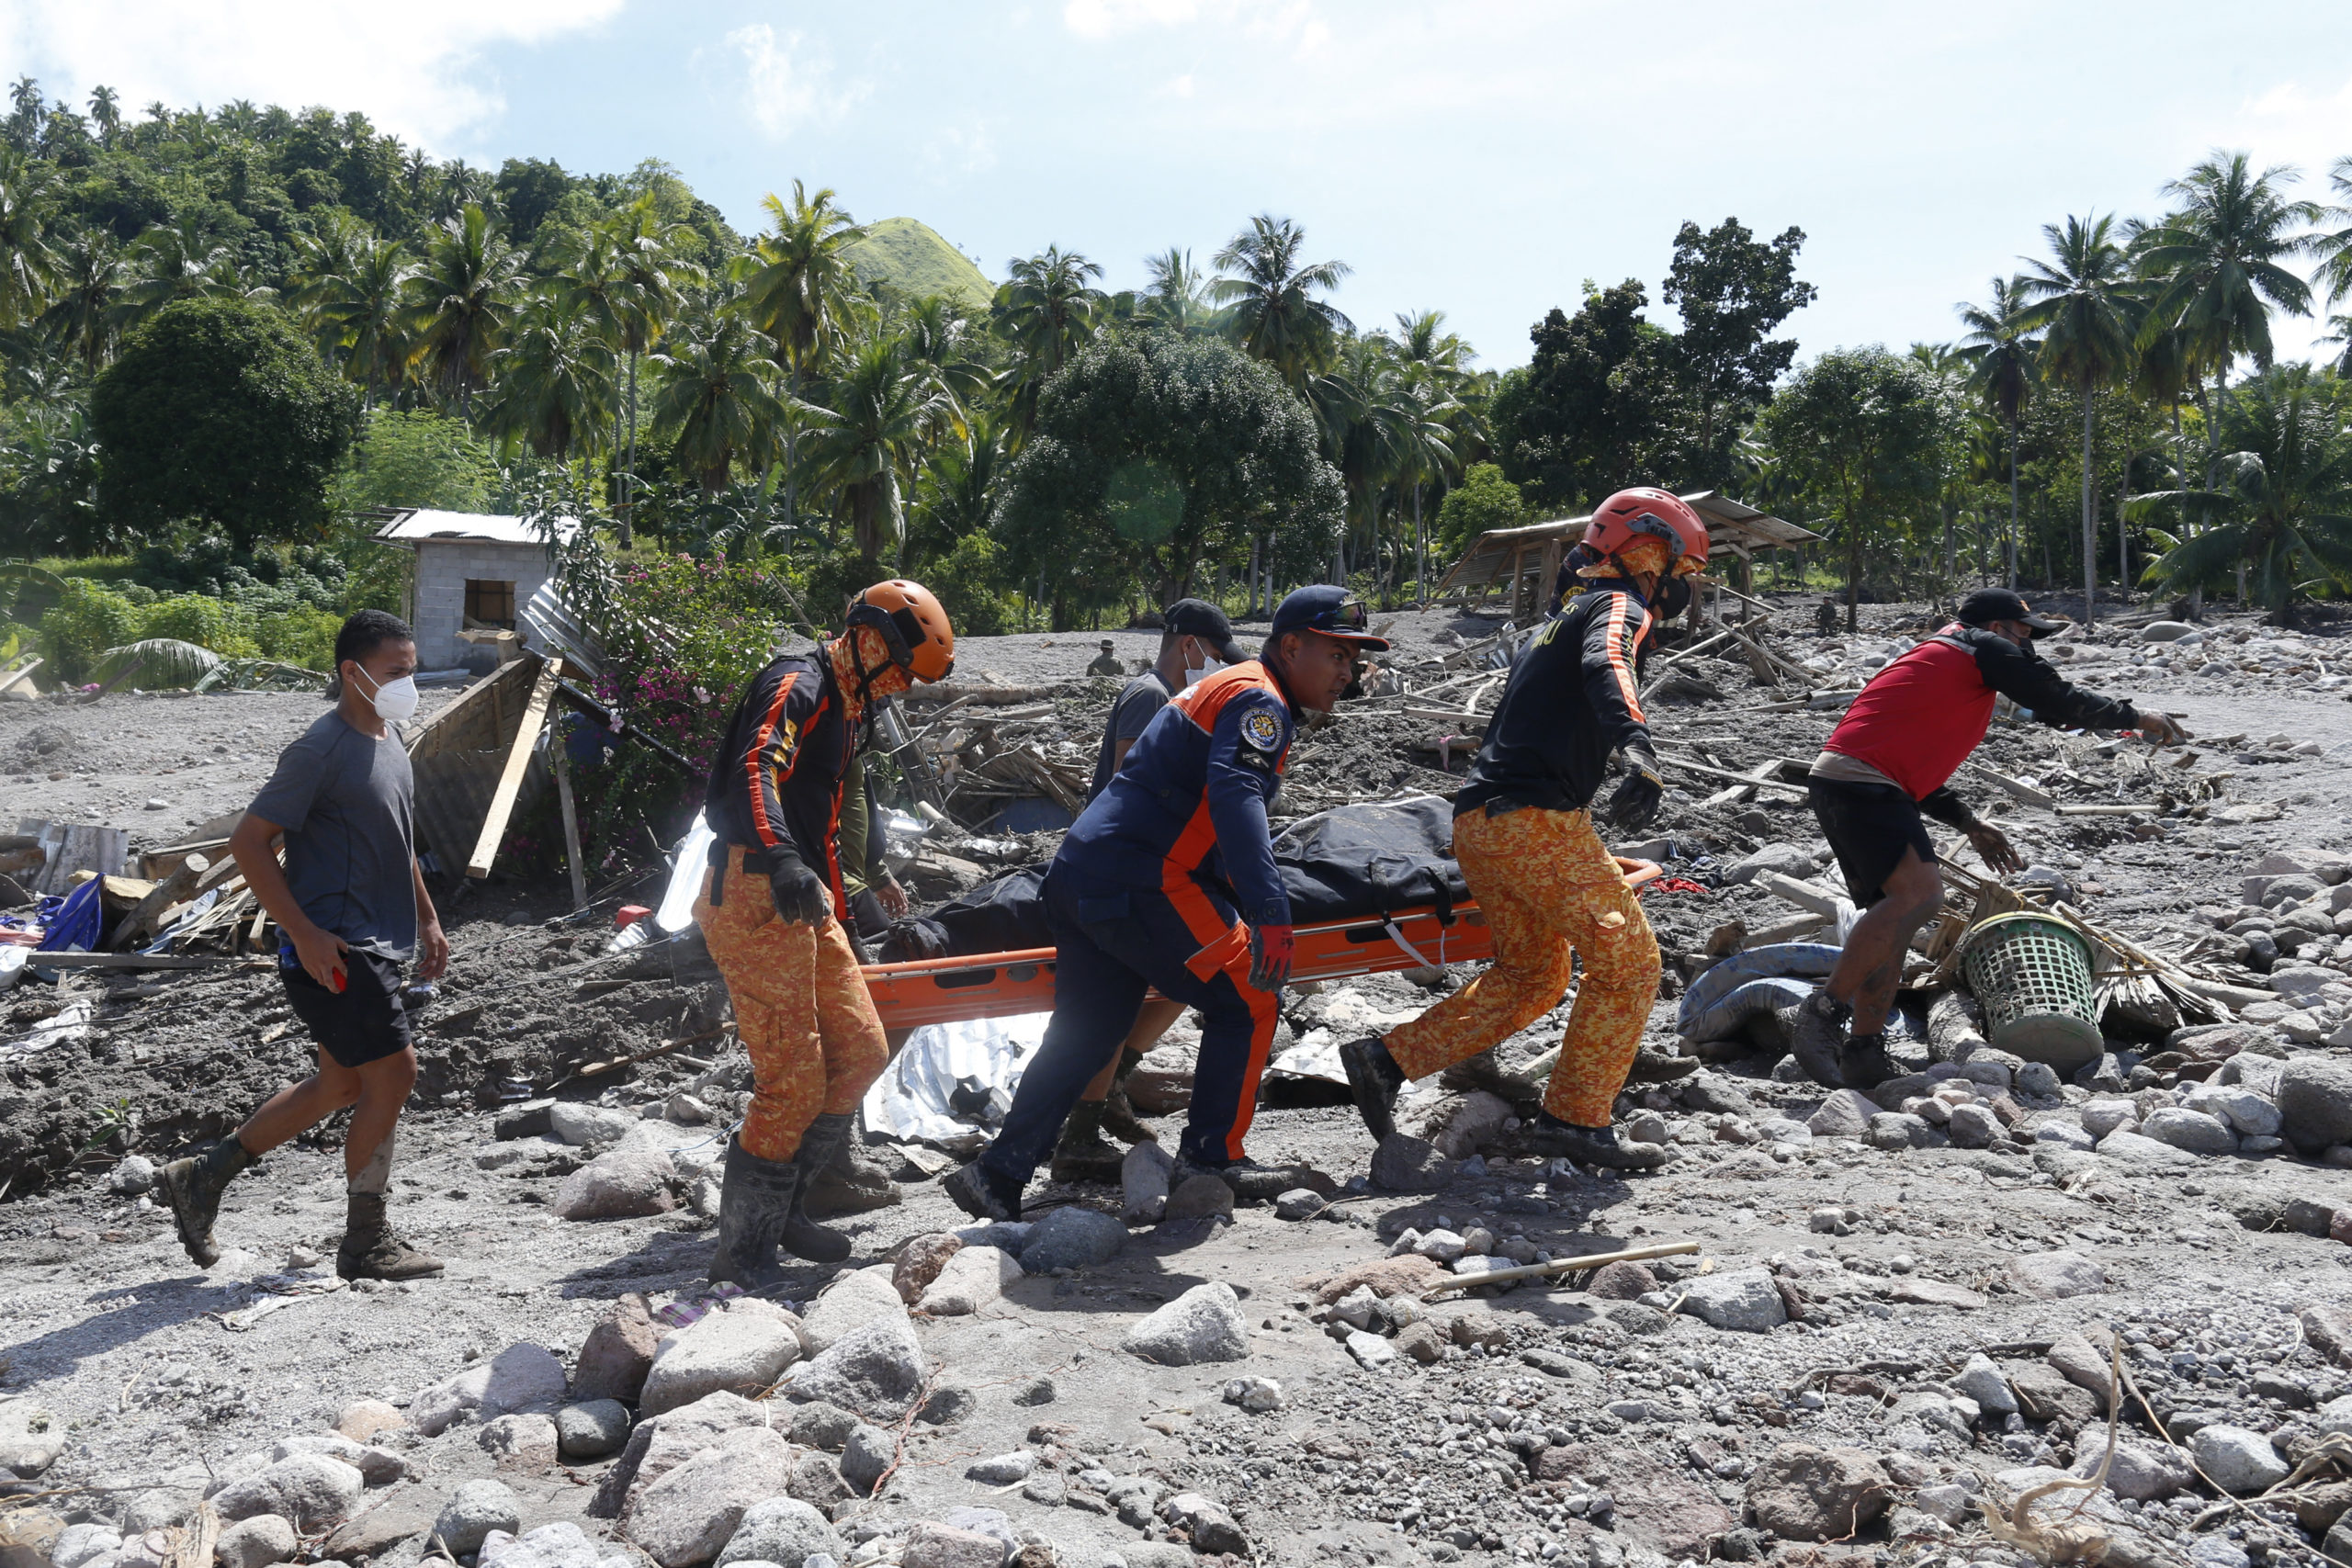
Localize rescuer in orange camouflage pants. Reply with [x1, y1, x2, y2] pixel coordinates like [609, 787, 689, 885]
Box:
[695, 843, 888, 1163]
[1369, 805, 1662, 1146]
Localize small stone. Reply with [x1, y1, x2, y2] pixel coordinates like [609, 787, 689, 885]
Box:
[900, 1522, 1007, 1568]
[2141, 1107, 2240, 1156]
[1805, 1089, 1880, 1138]
[1159, 1491, 1249, 1556]
[1678, 1267, 1787, 1332]
[1273, 1188, 1327, 1220]
[2278, 1058, 2352, 1155]
[839, 1423, 897, 1495]
[1222, 1375, 1283, 1411]
[1947, 1102, 2000, 1147]
[2190, 1425, 2290, 1494]
[623, 1426, 797, 1568]
[1122, 1281, 1250, 1365]
[1018, 1205, 1125, 1271]
[1744, 1444, 1892, 1540]
[891, 1232, 966, 1305]
[209, 1454, 365, 1530]
[714, 1496, 842, 1568]
[1866, 1111, 1934, 1150]
[434, 1480, 523, 1555]
[1413, 1228, 1468, 1263]
[788, 1450, 854, 1513]
[551, 1137, 677, 1220]
[1396, 1321, 1446, 1363]
[1952, 1354, 2018, 1415]
[557, 1401, 631, 1461]
[918, 1385, 978, 1426]
[2072, 1440, 2195, 1501]
[639, 1298, 805, 1416]
[919, 1245, 1022, 1315]
[1345, 1329, 1397, 1369]
[2007, 1250, 2107, 1300]
[479, 1412, 560, 1472]
[1162, 1173, 1236, 1220]
[800, 1266, 906, 1352]
[334, 1399, 407, 1444]
[571, 1292, 662, 1404]
[106, 1155, 156, 1194]
[1122, 1140, 1175, 1224]
[786, 1400, 858, 1451]
[2048, 1332, 2114, 1400]
[479, 1521, 628, 1568]
[213, 1515, 297, 1568]
[785, 1313, 927, 1419]
[1587, 1259, 1658, 1298]
[410, 1342, 570, 1435]
[550, 1101, 638, 1145]
[1011, 1377, 1057, 1406]
[2081, 1100, 2140, 1138]
[966, 1450, 1036, 1484]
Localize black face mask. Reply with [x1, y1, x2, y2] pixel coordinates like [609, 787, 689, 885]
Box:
[1655, 574, 1691, 620]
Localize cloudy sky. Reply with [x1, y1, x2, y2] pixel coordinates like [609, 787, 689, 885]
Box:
[6, 1, 2351, 370]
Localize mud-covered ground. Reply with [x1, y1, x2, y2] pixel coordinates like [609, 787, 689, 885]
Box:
[6, 601, 2352, 1568]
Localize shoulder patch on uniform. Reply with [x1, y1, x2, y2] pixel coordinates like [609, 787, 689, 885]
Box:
[1240, 706, 1283, 751]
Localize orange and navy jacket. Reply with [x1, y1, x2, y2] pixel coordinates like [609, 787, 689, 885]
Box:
[702, 651, 853, 908]
[1455, 581, 1656, 817]
[1826, 624, 2140, 806]
[1054, 660, 1295, 928]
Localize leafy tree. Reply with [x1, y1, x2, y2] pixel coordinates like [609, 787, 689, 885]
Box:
[991, 244, 1104, 446]
[1488, 280, 1690, 512]
[1211, 215, 1349, 391]
[741, 181, 866, 533]
[806, 334, 951, 566]
[0, 149, 58, 327]
[1955, 275, 2039, 586]
[1660, 218, 1815, 486]
[40, 226, 124, 367]
[91, 297, 358, 549]
[2015, 213, 2144, 623]
[405, 204, 521, 412]
[1752, 346, 1943, 628]
[480, 299, 615, 464]
[1436, 462, 1528, 554]
[291, 213, 413, 403]
[492, 157, 573, 245]
[328, 408, 496, 513]
[994, 332, 1342, 622]
[650, 306, 785, 493]
[116, 221, 271, 328]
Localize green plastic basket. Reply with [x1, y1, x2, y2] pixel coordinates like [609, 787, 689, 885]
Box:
[1959, 911, 2103, 1070]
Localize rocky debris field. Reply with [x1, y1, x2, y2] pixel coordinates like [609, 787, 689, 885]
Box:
[6, 603, 2352, 1568]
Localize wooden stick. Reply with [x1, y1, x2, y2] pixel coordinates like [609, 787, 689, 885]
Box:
[552, 736, 588, 913]
[109, 854, 209, 949]
[2052, 803, 2161, 817]
[1652, 752, 1810, 795]
[35, 953, 241, 969]
[1421, 1239, 1702, 1298]
[1972, 764, 2055, 808]
[468, 657, 562, 879]
[0, 655, 42, 695]
[1702, 761, 1781, 807]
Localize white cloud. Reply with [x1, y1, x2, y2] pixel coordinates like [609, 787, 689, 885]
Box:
[2218, 74, 2352, 191]
[724, 23, 867, 141]
[1063, 0, 1324, 49]
[0, 0, 623, 151]
[924, 120, 997, 177]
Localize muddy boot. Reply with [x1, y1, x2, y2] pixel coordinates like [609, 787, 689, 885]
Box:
[1050, 1099, 1127, 1185]
[1625, 1045, 1702, 1084]
[158, 1135, 251, 1268]
[1098, 1052, 1157, 1145]
[782, 1114, 857, 1265]
[336, 1192, 446, 1280]
[1837, 1032, 1899, 1092]
[799, 1115, 901, 1219]
[944, 1157, 1024, 1223]
[1777, 989, 1851, 1088]
[1338, 1035, 1406, 1141]
[1436, 1046, 1541, 1114]
[1515, 1113, 1668, 1171]
[1173, 1154, 1328, 1203]
[708, 1137, 797, 1291]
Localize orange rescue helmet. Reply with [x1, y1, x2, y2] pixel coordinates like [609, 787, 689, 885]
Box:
[1584, 488, 1710, 575]
[848, 579, 956, 683]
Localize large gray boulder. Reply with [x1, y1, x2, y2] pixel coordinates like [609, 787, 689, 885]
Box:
[1020, 1204, 1127, 1271]
[551, 1138, 678, 1221]
[1678, 1267, 1787, 1332]
[1122, 1282, 1250, 1364]
[410, 1343, 569, 1436]
[639, 1299, 806, 1416]
[714, 1496, 842, 1568]
[2139, 1108, 2239, 1156]
[622, 1426, 797, 1568]
[433, 1480, 523, 1555]
[785, 1313, 928, 1419]
[589, 1391, 768, 1519]
[2190, 1425, 2289, 1495]
[2277, 1058, 2352, 1155]
[208, 1454, 366, 1530]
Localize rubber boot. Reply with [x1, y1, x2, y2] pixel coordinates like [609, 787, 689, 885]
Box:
[1436, 1047, 1540, 1116]
[336, 1192, 446, 1280]
[708, 1138, 797, 1290]
[1515, 1113, 1668, 1171]
[1172, 1154, 1328, 1203]
[1098, 1050, 1156, 1145]
[944, 1157, 1024, 1223]
[1837, 1032, 1899, 1092]
[799, 1113, 902, 1219]
[1338, 1035, 1406, 1142]
[1777, 989, 1851, 1088]
[781, 1114, 856, 1264]
[159, 1135, 251, 1268]
[1049, 1099, 1127, 1184]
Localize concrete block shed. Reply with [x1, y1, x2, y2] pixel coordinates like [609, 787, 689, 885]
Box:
[371, 510, 576, 671]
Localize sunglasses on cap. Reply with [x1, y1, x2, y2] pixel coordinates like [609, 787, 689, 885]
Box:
[1307, 597, 1370, 633]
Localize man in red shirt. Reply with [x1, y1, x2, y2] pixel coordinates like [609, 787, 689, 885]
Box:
[1785, 589, 2186, 1088]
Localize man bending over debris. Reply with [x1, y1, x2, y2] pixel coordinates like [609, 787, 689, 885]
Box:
[1338, 488, 1711, 1173]
[1057, 598, 1255, 1183]
[159, 610, 450, 1280]
[1782, 587, 2188, 1089]
[945, 585, 1385, 1219]
[698, 581, 956, 1288]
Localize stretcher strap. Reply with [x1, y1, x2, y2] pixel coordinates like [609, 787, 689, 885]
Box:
[1382, 919, 1440, 973]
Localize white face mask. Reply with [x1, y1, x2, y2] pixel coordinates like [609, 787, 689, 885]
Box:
[352, 664, 420, 724]
[1184, 654, 1223, 689]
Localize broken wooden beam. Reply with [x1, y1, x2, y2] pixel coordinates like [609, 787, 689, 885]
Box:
[111, 854, 209, 949]
[1420, 1239, 1702, 1298]
[1756, 870, 1845, 919]
[468, 657, 563, 879]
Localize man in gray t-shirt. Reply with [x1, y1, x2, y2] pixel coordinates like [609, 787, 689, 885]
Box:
[157, 610, 450, 1286]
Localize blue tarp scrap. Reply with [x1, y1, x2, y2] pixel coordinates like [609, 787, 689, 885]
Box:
[35, 878, 102, 953]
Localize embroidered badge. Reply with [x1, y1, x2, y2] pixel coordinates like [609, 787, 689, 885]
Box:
[1241, 707, 1283, 750]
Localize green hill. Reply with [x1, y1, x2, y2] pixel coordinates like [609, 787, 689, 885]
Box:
[846, 218, 996, 313]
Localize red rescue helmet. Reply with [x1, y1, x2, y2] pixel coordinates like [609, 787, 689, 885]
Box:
[848, 579, 956, 683]
[1584, 488, 1710, 574]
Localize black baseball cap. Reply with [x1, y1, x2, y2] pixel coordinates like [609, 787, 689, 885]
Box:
[1163, 598, 1250, 664]
[1270, 585, 1391, 650]
[1958, 588, 2069, 637]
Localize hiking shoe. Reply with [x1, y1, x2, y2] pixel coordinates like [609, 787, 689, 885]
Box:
[1436, 1048, 1541, 1114]
[336, 1193, 446, 1280]
[1626, 1045, 1702, 1084]
[159, 1136, 251, 1269]
[1098, 1078, 1158, 1146]
[1338, 1035, 1407, 1141]
[708, 1138, 797, 1291]
[944, 1158, 1024, 1223]
[1777, 989, 1851, 1088]
[782, 1113, 858, 1265]
[1050, 1100, 1127, 1185]
[1514, 1113, 1668, 1171]
[1837, 1032, 1899, 1092]
[1173, 1155, 1327, 1203]
[799, 1127, 901, 1219]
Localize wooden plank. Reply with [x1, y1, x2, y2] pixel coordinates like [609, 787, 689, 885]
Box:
[34, 952, 240, 969]
[467, 657, 562, 878]
[1757, 870, 1844, 918]
[110, 854, 208, 948]
[0, 656, 41, 695]
[551, 732, 588, 911]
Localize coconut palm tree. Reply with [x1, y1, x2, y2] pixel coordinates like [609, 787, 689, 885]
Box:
[649, 306, 787, 494]
[2014, 215, 2144, 624]
[405, 204, 521, 414]
[2137, 367, 2352, 622]
[913, 408, 1004, 549]
[0, 150, 58, 330]
[115, 221, 272, 329]
[480, 298, 616, 466]
[2316, 156, 2352, 310]
[892, 292, 989, 440]
[1211, 215, 1351, 391]
[1954, 276, 2037, 588]
[86, 85, 120, 147]
[991, 244, 1104, 447]
[740, 181, 867, 533]
[294, 226, 414, 407]
[1139, 247, 1217, 335]
[39, 227, 121, 369]
[808, 333, 954, 567]
[594, 197, 700, 544]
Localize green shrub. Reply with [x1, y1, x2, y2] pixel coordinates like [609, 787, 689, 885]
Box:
[257, 605, 342, 669]
[926, 533, 1019, 637]
[40, 578, 141, 682]
[140, 594, 261, 658]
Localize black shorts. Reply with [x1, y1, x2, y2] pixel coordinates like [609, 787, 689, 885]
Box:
[280, 949, 414, 1069]
[1807, 777, 1938, 909]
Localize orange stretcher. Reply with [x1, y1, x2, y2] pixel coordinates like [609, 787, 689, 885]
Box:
[860, 857, 1662, 1030]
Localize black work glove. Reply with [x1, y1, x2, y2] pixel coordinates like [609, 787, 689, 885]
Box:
[1606, 741, 1665, 829]
[766, 847, 831, 925]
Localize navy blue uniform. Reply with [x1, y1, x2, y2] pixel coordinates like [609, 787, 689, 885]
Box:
[982, 661, 1295, 1178]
